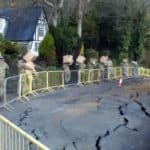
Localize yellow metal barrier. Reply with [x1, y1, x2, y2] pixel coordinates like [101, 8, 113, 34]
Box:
[19, 71, 64, 99]
[20, 73, 33, 97]
[127, 67, 132, 77]
[0, 115, 50, 150]
[48, 71, 64, 88]
[78, 69, 90, 84]
[148, 69, 150, 77]
[114, 67, 122, 78]
[107, 68, 114, 80]
[89, 69, 101, 83]
[78, 69, 101, 84]
[138, 67, 150, 77]
[8, 68, 150, 102]
[138, 67, 144, 76]
[144, 69, 149, 77]
[32, 71, 48, 92]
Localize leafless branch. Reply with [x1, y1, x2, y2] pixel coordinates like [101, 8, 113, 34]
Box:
[58, 0, 64, 8]
[43, 0, 54, 7]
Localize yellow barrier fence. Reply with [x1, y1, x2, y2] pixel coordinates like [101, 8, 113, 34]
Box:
[32, 71, 48, 92]
[2, 68, 150, 105]
[127, 67, 132, 77]
[138, 67, 145, 76]
[48, 71, 64, 89]
[20, 73, 33, 97]
[78, 69, 90, 84]
[144, 68, 149, 77]
[114, 67, 122, 78]
[0, 115, 50, 150]
[20, 71, 64, 99]
[89, 69, 101, 83]
[78, 69, 101, 84]
[107, 67, 114, 80]
[149, 69, 150, 77]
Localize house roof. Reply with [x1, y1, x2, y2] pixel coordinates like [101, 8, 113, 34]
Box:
[0, 7, 42, 41]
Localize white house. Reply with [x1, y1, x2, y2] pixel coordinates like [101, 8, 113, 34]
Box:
[0, 7, 48, 56]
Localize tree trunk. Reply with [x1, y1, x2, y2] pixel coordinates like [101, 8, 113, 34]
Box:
[52, 12, 58, 27]
[77, 9, 82, 37]
[77, 0, 83, 37]
[43, 0, 64, 27]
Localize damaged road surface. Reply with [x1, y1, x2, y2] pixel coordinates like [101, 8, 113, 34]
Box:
[0, 79, 150, 150]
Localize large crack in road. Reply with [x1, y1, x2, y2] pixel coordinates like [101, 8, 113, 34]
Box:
[17, 107, 32, 126]
[31, 129, 40, 140]
[129, 92, 150, 118]
[17, 107, 44, 141]
[60, 96, 140, 150]
[95, 101, 138, 150]
[134, 100, 150, 118]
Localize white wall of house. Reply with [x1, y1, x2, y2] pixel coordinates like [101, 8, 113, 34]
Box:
[0, 18, 7, 36]
[28, 11, 49, 56]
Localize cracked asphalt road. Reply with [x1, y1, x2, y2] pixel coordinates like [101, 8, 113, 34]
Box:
[0, 79, 150, 150]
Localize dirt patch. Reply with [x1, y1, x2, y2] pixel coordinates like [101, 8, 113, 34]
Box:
[123, 79, 150, 94]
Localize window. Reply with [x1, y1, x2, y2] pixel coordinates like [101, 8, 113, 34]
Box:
[35, 43, 39, 52]
[28, 42, 32, 50]
[38, 25, 44, 37]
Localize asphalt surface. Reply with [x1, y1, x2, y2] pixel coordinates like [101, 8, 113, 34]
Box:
[0, 79, 150, 150]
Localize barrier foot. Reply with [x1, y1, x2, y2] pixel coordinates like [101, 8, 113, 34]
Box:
[33, 91, 38, 96]
[41, 88, 51, 93]
[77, 83, 84, 87]
[22, 95, 30, 101]
[61, 85, 65, 89]
[3, 104, 14, 111]
[47, 88, 54, 92]
[17, 97, 26, 103]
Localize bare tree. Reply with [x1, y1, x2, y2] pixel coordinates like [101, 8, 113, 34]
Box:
[43, 0, 64, 27]
[76, 0, 91, 37]
[43, 0, 91, 37]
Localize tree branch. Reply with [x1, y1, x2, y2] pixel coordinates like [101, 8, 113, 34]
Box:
[58, 0, 64, 8]
[43, 0, 54, 7]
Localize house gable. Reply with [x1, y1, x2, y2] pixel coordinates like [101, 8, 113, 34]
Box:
[0, 7, 42, 41]
[28, 10, 49, 55]
[0, 7, 49, 56]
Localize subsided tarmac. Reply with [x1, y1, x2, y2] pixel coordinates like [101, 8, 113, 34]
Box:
[1, 79, 150, 150]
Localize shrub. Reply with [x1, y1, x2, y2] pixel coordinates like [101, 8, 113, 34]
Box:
[100, 50, 110, 57]
[0, 36, 19, 55]
[39, 33, 57, 66]
[50, 26, 80, 54]
[0, 35, 21, 76]
[85, 49, 99, 60]
[141, 51, 150, 67]
[118, 52, 129, 63]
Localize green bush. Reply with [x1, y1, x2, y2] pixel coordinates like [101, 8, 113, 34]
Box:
[141, 51, 150, 67]
[85, 49, 99, 60]
[0, 35, 21, 76]
[39, 33, 57, 66]
[100, 50, 110, 57]
[50, 26, 80, 54]
[118, 52, 129, 63]
[0, 35, 19, 55]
